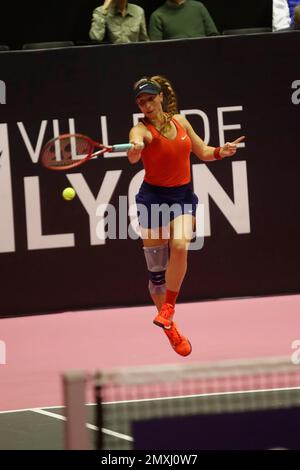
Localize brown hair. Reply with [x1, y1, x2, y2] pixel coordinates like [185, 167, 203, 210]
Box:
[134, 75, 178, 133]
[295, 5, 300, 26]
[118, 0, 127, 8]
[150, 75, 178, 116]
[113, 0, 127, 12]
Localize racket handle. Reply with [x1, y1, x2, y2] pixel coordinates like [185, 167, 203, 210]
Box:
[111, 143, 144, 152]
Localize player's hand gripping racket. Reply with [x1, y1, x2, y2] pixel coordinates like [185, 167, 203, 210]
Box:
[41, 133, 142, 171]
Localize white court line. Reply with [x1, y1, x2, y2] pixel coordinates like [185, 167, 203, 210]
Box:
[30, 408, 133, 442]
[1, 386, 300, 445]
[1, 385, 300, 414]
[98, 385, 300, 406]
[0, 405, 65, 414]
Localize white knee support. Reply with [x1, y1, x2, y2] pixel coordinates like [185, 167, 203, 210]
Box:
[143, 244, 168, 296]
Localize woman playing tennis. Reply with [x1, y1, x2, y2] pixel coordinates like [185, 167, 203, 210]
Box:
[127, 75, 244, 356]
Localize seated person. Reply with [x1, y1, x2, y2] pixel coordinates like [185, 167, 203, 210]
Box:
[272, 0, 291, 30]
[274, 2, 300, 30]
[287, 0, 300, 24]
[149, 0, 219, 40]
[89, 0, 149, 44]
[292, 3, 300, 28]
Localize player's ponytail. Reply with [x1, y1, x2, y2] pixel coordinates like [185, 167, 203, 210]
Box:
[150, 75, 178, 133]
[151, 75, 178, 115]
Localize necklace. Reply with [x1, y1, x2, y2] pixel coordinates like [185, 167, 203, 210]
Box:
[150, 113, 168, 131]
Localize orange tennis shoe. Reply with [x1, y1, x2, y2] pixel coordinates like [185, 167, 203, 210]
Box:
[164, 322, 192, 357]
[153, 302, 174, 329]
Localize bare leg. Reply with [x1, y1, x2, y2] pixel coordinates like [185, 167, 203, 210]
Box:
[151, 292, 166, 312]
[165, 244, 188, 292]
[149, 216, 195, 357]
[166, 215, 195, 293]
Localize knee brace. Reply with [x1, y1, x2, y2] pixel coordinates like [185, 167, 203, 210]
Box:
[143, 244, 168, 296]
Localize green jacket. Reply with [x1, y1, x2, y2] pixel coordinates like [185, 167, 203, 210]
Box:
[149, 0, 219, 40]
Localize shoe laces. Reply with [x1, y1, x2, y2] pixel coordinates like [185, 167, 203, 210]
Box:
[167, 323, 182, 346]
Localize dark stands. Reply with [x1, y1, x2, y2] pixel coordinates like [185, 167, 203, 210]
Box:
[0, 0, 272, 50]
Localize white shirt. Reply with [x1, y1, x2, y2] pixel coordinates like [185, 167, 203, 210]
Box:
[272, 0, 291, 31]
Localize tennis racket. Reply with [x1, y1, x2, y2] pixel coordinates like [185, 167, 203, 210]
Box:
[41, 133, 141, 171]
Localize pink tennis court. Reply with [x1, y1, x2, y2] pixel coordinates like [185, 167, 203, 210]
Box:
[1, 294, 300, 450]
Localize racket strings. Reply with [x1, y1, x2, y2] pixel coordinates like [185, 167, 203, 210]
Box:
[42, 136, 94, 168]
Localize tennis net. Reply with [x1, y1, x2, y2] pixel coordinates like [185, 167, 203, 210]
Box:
[63, 356, 300, 450]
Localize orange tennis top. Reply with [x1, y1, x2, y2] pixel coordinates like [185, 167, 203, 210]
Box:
[141, 117, 192, 187]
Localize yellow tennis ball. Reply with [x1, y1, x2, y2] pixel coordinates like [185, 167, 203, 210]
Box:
[62, 187, 76, 201]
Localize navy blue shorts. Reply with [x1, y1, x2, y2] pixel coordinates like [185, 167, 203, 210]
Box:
[135, 181, 198, 229]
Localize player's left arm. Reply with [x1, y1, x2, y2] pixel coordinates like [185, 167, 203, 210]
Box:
[175, 114, 245, 161]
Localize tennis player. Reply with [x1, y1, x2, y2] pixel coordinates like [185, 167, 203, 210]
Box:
[128, 75, 244, 356]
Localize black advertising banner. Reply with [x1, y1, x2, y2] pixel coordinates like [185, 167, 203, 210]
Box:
[0, 1, 272, 50]
[133, 407, 300, 450]
[0, 32, 299, 317]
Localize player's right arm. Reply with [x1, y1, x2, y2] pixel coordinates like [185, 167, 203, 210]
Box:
[127, 122, 151, 164]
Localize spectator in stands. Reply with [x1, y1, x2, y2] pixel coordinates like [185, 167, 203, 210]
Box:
[273, 2, 300, 30]
[89, 0, 149, 44]
[294, 4, 300, 27]
[149, 0, 219, 41]
[272, 0, 291, 30]
[287, 0, 300, 24]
